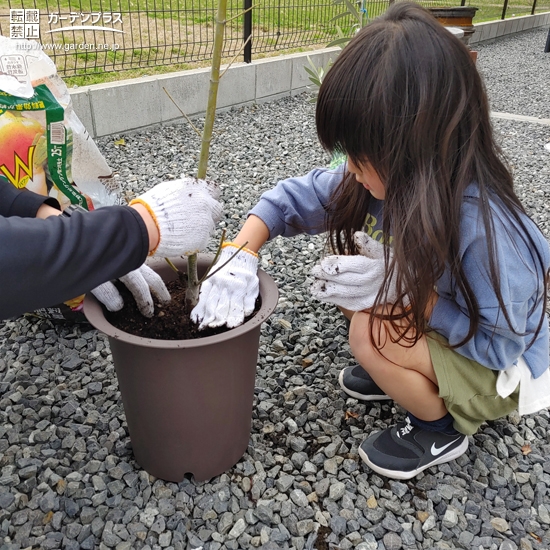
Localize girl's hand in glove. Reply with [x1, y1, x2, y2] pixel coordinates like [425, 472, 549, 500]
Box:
[310, 231, 398, 311]
[91, 264, 171, 318]
[130, 177, 222, 257]
[191, 243, 259, 329]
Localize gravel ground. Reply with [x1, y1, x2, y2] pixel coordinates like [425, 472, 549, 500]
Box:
[1, 27, 550, 550]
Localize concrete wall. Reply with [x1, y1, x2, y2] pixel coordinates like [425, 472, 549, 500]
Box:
[69, 12, 550, 138]
[69, 48, 339, 138]
[470, 10, 550, 44]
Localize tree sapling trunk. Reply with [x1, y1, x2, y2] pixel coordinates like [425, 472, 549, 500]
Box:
[185, 0, 227, 309]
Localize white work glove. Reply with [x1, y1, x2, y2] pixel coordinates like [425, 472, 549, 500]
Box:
[310, 231, 398, 311]
[190, 243, 259, 329]
[91, 264, 171, 318]
[130, 176, 222, 257]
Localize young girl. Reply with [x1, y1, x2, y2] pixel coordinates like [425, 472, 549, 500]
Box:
[192, 2, 550, 480]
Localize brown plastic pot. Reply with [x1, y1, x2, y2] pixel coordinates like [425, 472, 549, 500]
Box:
[83, 254, 278, 482]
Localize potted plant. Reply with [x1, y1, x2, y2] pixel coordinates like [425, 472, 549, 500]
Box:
[83, 256, 278, 482]
[83, 0, 279, 483]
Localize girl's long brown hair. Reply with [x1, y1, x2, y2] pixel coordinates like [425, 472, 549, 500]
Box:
[316, 2, 548, 348]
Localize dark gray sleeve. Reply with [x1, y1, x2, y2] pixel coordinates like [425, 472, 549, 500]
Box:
[0, 205, 149, 320]
[0, 178, 61, 217]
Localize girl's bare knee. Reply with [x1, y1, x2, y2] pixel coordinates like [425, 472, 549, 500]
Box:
[349, 312, 380, 372]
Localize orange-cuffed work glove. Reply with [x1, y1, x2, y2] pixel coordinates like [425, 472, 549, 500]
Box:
[191, 243, 259, 329]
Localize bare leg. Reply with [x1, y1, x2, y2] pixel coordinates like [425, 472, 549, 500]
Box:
[349, 310, 447, 421]
[339, 306, 355, 322]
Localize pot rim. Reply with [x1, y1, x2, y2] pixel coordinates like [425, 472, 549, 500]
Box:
[429, 6, 479, 10]
[83, 256, 279, 349]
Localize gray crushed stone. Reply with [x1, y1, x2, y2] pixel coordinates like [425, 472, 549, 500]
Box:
[1, 26, 549, 550]
[476, 26, 550, 118]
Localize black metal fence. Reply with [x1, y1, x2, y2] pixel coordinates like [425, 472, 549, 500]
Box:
[0, 0, 547, 77]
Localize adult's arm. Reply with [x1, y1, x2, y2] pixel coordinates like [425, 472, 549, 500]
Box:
[0, 178, 61, 217]
[0, 206, 149, 320]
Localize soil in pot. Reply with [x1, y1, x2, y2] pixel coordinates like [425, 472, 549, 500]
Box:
[105, 278, 260, 340]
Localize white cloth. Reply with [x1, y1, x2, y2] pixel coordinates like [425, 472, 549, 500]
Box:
[496, 358, 550, 416]
[190, 244, 259, 329]
[131, 177, 222, 258]
[310, 231, 398, 311]
[91, 264, 171, 318]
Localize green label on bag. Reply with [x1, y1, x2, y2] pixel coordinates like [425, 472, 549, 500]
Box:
[0, 85, 88, 209]
[38, 85, 87, 208]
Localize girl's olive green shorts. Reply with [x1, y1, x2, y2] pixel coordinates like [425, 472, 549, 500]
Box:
[427, 331, 519, 435]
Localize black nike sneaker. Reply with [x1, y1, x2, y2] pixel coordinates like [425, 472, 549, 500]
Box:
[338, 365, 391, 401]
[359, 417, 468, 480]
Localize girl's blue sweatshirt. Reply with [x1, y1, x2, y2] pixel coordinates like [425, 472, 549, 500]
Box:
[249, 165, 550, 379]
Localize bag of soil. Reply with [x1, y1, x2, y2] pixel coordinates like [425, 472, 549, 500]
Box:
[0, 36, 122, 322]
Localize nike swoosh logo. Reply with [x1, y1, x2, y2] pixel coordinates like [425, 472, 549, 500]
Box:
[431, 438, 461, 456]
